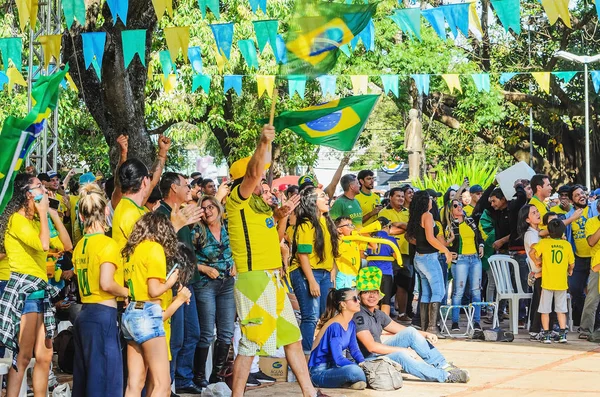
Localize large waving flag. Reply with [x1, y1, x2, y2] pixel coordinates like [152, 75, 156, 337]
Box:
[281, 1, 378, 78]
[269, 95, 379, 151]
[0, 65, 68, 212]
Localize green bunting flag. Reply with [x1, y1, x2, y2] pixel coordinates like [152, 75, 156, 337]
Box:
[0, 38, 23, 71]
[281, 0, 378, 78]
[268, 94, 379, 151]
[238, 39, 259, 69]
[253, 20, 278, 54]
[122, 30, 146, 68]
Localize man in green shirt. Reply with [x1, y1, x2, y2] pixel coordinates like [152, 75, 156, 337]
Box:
[330, 174, 363, 229]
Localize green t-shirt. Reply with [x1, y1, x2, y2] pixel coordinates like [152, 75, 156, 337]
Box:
[330, 195, 363, 229]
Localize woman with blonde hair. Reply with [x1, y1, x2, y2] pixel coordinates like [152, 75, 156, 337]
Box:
[71, 183, 130, 396]
[121, 212, 194, 397]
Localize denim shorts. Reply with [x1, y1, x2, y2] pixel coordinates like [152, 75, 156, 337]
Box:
[121, 301, 165, 345]
[22, 298, 43, 314]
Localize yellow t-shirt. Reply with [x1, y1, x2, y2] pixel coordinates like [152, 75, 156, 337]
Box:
[464, 204, 474, 216]
[160, 289, 173, 360]
[571, 207, 591, 258]
[336, 239, 361, 277]
[378, 207, 409, 255]
[290, 217, 334, 273]
[112, 197, 148, 249]
[226, 185, 281, 273]
[592, 250, 600, 292]
[124, 241, 166, 302]
[457, 221, 477, 255]
[69, 195, 83, 246]
[530, 196, 549, 230]
[552, 206, 568, 215]
[356, 191, 381, 226]
[533, 238, 574, 290]
[55, 193, 68, 218]
[585, 216, 600, 260]
[0, 257, 9, 281]
[5, 213, 48, 280]
[73, 233, 123, 304]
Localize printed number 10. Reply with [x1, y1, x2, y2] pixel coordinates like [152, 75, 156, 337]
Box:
[551, 249, 563, 264]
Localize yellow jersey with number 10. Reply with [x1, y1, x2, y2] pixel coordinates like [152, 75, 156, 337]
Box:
[533, 238, 574, 290]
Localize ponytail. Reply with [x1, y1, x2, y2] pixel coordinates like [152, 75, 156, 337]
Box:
[317, 288, 353, 330]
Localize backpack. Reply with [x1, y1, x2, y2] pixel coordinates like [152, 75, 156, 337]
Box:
[361, 356, 403, 390]
[472, 328, 514, 342]
[54, 327, 75, 374]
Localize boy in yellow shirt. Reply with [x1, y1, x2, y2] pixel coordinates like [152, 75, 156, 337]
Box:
[532, 219, 575, 344]
[334, 216, 361, 288]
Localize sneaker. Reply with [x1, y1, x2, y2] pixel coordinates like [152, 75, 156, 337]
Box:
[518, 320, 526, 329]
[529, 332, 543, 341]
[579, 331, 590, 339]
[253, 370, 276, 383]
[48, 370, 58, 391]
[446, 369, 470, 383]
[451, 322, 460, 331]
[542, 331, 552, 344]
[550, 330, 560, 341]
[397, 314, 412, 322]
[473, 322, 482, 331]
[442, 362, 460, 371]
[246, 373, 260, 387]
[558, 330, 568, 343]
[349, 381, 367, 390]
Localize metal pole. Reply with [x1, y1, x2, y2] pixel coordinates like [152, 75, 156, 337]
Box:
[585, 63, 591, 190]
[528, 28, 534, 167]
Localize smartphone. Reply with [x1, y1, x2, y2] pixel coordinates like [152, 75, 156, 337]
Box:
[49, 198, 60, 210]
[74, 167, 85, 174]
[166, 263, 179, 280]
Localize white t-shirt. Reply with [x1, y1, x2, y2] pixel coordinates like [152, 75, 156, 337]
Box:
[107, 200, 115, 228]
[524, 226, 541, 274]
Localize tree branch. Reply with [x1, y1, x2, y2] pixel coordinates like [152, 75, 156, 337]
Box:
[148, 121, 177, 136]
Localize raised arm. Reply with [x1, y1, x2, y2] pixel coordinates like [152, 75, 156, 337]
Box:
[143, 135, 172, 204]
[324, 153, 351, 199]
[239, 125, 274, 200]
[111, 134, 129, 209]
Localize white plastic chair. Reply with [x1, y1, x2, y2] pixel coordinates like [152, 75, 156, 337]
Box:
[488, 255, 533, 334]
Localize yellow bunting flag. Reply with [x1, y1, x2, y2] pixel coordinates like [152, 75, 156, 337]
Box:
[15, 0, 38, 32]
[532, 72, 550, 94]
[442, 74, 462, 94]
[39, 35, 62, 69]
[215, 49, 226, 73]
[147, 62, 155, 79]
[151, 0, 173, 20]
[6, 67, 27, 91]
[541, 0, 571, 28]
[162, 74, 177, 93]
[65, 72, 78, 92]
[350, 75, 368, 94]
[164, 26, 190, 63]
[256, 75, 275, 98]
[469, 2, 483, 36]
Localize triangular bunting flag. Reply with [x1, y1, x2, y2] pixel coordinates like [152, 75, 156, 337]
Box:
[162, 74, 177, 93]
[106, 0, 128, 25]
[198, 0, 220, 20]
[411, 74, 430, 95]
[531, 72, 550, 94]
[15, 0, 39, 32]
[81, 32, 106, 80]
[238, 39, 259, 69]
[188, 46, 203, 74]
[253, 20, 278, 54]
[62, 0, 86, 29]
[164, 26, 190, 62]
[351, 19, 375, 51]
[6, 67, 27, 91]
[224, 75, 242, 95]
[490, 0, 521, 34]
[39, 35, 62, 69]
[553, 71, 577, 84]
[350, 75, 368, 94]
[215, 49, 226, 73]
[275, 34, 287, 64]
[210, 23, 234, 59]
[421, 8, 447, 40]
[288, 75, 307, 99]
[471, 73, 490, 92]
[339, 44, 351, 58]
[159, 50, 176, 77]
[122, 30, 146, 68]
[389, 8, 422, 41]
[256, 75, 275, 98]
[381, 75, 399, 97]
[248, 0, 267, 14]
[64, 72, 78, 91]
[499, 72, 517, 84]
[151, 0, 173, 20]
[591, 71, 600, 93]
[0, 38, 23, 71]
[442, 74, 462, 94]
[0, 71, 8, 91]
[317, 75, 336, 97]
[469, 1, 483, 38]
[541, 0, 571, 28]
[596, 0, 600, 21]
[440, 3, 470, 39]
[192, 74, 211, 94]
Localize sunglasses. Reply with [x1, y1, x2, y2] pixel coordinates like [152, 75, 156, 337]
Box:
[453, 203, 462, 208]
[338, 223, 354, 229]
[345, 295, 359, 303]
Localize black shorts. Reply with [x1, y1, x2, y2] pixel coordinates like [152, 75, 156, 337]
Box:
[379, 274, 394, 306]
[394, 270, 412, 291]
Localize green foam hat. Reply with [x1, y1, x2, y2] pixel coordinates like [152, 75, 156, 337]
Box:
[355, 266, 385, 297]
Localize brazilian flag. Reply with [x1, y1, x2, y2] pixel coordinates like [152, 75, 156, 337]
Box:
[270, 94, 379, 151]
[282, 1, 378, 77]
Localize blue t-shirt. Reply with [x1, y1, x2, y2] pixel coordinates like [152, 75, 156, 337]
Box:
[308, 321, 364, 368]
[365, 231, 398, 275]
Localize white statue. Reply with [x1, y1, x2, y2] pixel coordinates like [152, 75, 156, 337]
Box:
[404, 109, 423, 180]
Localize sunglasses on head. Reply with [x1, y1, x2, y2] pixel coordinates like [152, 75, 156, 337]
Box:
[453, 203, 462, 208]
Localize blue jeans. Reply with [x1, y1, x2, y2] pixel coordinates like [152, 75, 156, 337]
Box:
[195, 277, 236, 347]
[451, 254, 483, 323]
[309, 363, 366, 388]
[414, 253, 445, 303]
[290, 268, 332, 353]
[170, 284, 201, 388]
[569, 256, 591, 326]
[438, 254, 449, 304]
[368, 327, 448, 383]
[121, 302, 165, 344]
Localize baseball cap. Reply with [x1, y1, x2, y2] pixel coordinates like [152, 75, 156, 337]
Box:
[594, 188, 600, 196]
[426, 189, 442, 198]
[37, 172, 50, 182]
[47, 170, 59, 179]
[469, 185, 483, 194]
[278, 184, 288, 192]
[79, 172, 100, 186]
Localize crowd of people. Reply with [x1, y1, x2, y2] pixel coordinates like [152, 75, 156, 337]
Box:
[1, 124, 600, 397]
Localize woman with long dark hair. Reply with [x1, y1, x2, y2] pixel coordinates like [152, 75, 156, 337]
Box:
[308, 288, 366, 389]
[71, 183, 130, 396]
[192, 195, 236, 387]
[121, 212, 194, 397]
[290, 186, 340, 354]
[405, 191, 451, 337]
[444, 199, 484, 332]
[0, 173, 71, 397]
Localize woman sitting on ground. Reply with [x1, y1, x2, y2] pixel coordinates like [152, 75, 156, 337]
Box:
[308, 288, 367, 390]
